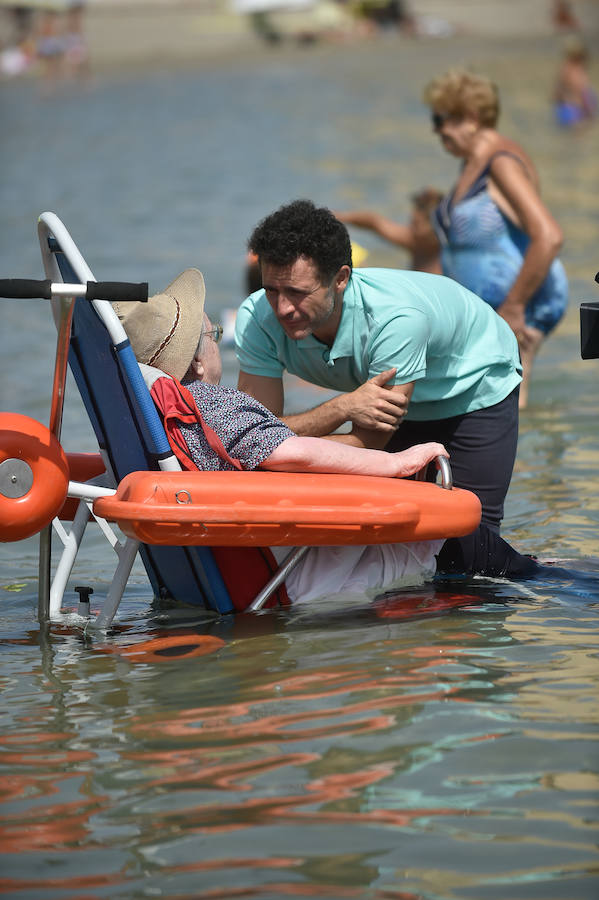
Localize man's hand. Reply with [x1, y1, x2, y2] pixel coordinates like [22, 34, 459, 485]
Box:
[344, 369, 409, 431]
[238, 368, 411, 444]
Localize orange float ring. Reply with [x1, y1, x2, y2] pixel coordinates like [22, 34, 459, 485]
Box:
[0, 413, 69, 542]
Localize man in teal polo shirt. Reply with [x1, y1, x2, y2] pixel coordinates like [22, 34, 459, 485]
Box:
[235, 199, 537, 577]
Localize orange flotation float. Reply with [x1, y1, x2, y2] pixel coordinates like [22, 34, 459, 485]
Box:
[0, 412, 69, 542]
[93, 469, 482, 547]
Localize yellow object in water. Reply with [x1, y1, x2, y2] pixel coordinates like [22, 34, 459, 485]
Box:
[351, 241, 369, 267]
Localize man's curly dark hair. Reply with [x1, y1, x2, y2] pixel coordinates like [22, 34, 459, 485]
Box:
[249, 199, 353, 284]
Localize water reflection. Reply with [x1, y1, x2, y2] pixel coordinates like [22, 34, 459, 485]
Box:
[1, 584, 597, 897]
[1, 566, 598, 896]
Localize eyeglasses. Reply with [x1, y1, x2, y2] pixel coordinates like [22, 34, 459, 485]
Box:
[431, 111, 449, 129]
[201, 323, 223, 344]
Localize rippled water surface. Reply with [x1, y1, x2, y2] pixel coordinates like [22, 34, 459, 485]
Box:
[0, 33, 598, 899]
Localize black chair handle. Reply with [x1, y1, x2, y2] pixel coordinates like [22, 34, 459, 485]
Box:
[0, 279, 148, 302]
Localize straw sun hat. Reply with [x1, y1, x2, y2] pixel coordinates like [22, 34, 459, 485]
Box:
[113, 268, 206, 382]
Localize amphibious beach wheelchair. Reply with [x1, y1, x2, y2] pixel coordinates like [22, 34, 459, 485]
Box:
[0, 213, 482, 630]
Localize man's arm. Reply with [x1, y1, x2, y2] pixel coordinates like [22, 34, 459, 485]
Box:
[259, 434, 447, 478]
[238, 369, 413, 445]
[326, 380, 414, 449]
[237, 371, 285, 417]
[238, 369, 347, 434]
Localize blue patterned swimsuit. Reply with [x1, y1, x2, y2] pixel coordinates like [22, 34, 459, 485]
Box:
[434, 151, 568, 334]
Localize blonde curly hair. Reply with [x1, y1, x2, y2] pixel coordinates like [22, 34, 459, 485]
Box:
[423, 69, 500, 127]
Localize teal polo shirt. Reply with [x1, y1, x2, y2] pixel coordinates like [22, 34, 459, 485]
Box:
[234, 268, 522, 421]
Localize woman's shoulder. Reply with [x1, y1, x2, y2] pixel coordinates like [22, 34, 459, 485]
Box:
[472, 131, 524, 168]
[485, 135, 536, 177]
[187, 380, 272, 419]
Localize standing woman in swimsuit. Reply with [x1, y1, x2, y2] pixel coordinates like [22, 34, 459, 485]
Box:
[423, 69, 568, 408]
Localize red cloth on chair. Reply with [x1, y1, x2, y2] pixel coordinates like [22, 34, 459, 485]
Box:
[151, 377, 243, 471]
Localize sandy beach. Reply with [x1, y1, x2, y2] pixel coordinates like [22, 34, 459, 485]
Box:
[1, 0, 597, 76]
[61, 0, 599, 72]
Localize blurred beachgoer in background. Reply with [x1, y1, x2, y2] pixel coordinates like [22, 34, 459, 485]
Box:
[35, 8, 65, 90]
[423, 68, 568, 409]
[64, 2, 89, 82]
[553, 35, 597, 129]
[7, 4, 34, 44]
[335, 187, 443, 273]
[237, 0, 353, 46]
[0, 5, 36, 76]
[551, 0, 580, 31]
[248, 9, 282, 44]
[352, 0, 416, 36]
[1, 2, 90, 85]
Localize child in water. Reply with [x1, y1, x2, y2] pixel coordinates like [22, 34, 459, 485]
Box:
[553, 36, 597, 129]
[334, 187, 443, 274]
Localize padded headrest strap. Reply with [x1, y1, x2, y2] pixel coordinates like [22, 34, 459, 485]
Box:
[139, 362, 171, 391]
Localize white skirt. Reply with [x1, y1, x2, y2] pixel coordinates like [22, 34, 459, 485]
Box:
[271, 540, 442, 604]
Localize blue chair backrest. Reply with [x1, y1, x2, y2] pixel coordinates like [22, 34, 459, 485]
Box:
[50, 241, 234, 614]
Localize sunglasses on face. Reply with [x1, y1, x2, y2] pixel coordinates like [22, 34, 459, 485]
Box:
[431, 111, 449, 129]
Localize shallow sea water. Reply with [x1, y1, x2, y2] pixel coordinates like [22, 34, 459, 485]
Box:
[0, 33, 598, 899]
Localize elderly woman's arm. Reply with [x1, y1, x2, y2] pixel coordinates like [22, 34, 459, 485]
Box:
[258, 436, 448, 478]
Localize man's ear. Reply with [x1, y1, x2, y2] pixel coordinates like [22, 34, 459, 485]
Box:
[335, 265, 351, 293]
